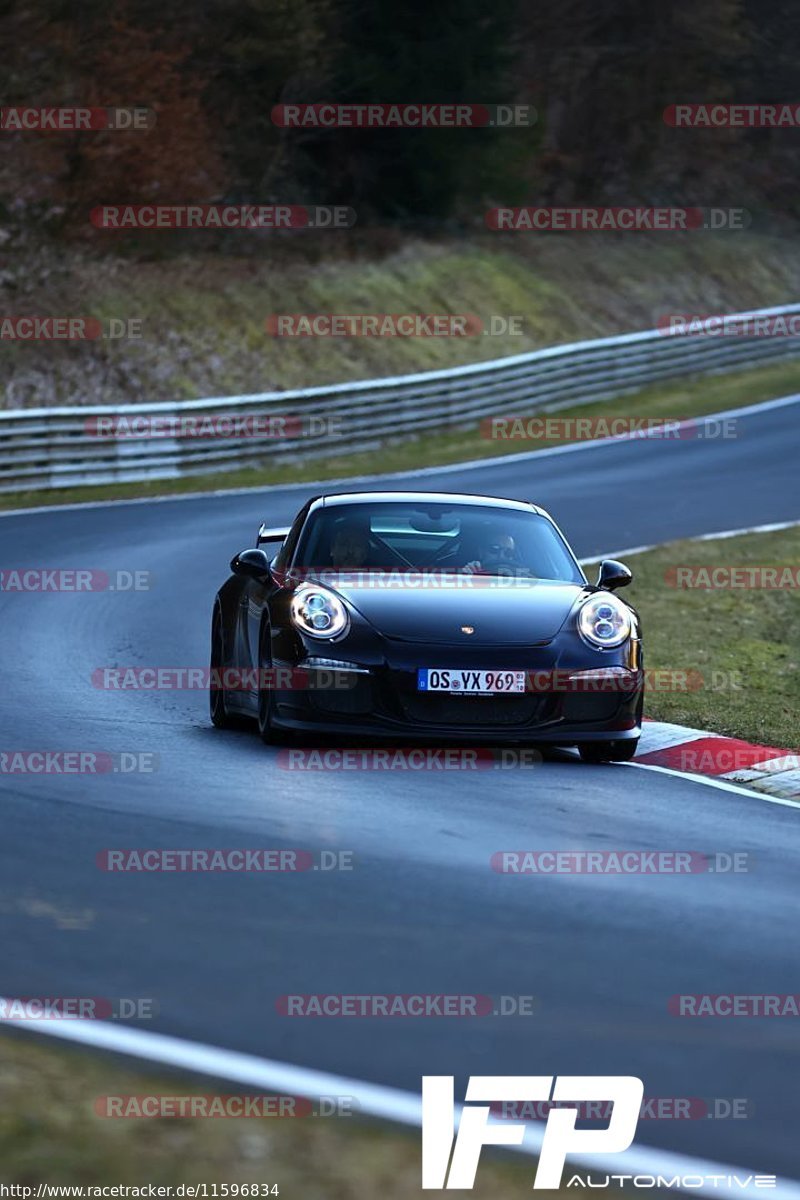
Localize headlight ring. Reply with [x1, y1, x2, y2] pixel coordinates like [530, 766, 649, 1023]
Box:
[577, 593, 631, 648]
[290, 585, 350, 639]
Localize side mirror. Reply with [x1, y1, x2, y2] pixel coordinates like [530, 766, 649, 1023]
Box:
[596, 559, 632, 591]
[231, 548, 272, 583]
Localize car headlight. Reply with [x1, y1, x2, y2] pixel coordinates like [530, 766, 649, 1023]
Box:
[577, 593, 631, 648]
[290, 585, 349, 639]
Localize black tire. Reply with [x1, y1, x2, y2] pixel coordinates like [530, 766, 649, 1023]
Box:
[579, 739, 639, 763]
[210, 606, 247, 730]
[257, 620, 284, 745]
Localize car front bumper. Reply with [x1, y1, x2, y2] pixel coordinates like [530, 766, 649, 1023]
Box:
[270, 647, 644, 745]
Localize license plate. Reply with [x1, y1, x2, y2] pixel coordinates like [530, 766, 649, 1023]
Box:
[417, 668, 526, 694]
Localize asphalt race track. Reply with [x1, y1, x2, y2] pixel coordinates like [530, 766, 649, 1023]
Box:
[1, 396, 799, 1179]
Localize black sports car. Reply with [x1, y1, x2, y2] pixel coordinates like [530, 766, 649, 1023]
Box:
[210, 490, 644, 760]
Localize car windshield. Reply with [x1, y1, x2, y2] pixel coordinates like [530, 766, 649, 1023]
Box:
[293, 501, 584, 583]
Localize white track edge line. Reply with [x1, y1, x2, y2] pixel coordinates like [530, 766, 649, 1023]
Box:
[577, 519, 800, 564]
[2, 1010, 799, 1197]
[626, 761, 800, 810]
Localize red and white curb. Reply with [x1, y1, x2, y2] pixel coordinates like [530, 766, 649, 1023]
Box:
[635, 718, 800, 800]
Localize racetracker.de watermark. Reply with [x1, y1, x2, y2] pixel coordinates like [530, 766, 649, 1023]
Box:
[485, 207, 749, 231]
[96, 848, 353, 872]
[0, 997, 156, 1020]
[0, 106, 155, 131]
[90, 667, 357, 690]
[491, 851, 751, 874]
[271, 103, 535, 128]
[481, 416, 738, 441]
[491, 1097, 752, 1121]
[1, 751, 158, 775]
[664, 103, 800, 128]
[264, 313, 524, 337]
[275, 993, 536, 1017]
[95, 1094, 356, 1118]
[0, 317, 144, 340]
[664, 565, 800, 589]
[84, 414, 340, 440]
[282, 567, 565, 586]
[277, 747, 543, 771]
[90, 205, 356, 230]
[674, 746, 797, 774]
[657, 312, 800, 336]
[538, 669, 744, 692]
[669, 994, 800, 1017]
[1, 569, 152, 592]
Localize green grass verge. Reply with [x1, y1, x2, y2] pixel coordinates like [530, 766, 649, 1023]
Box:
[0, 1034, 563, 1195]
[5, 230, 800, 409]
[585, 527, 800, 748]
[2, 358, 798, 512]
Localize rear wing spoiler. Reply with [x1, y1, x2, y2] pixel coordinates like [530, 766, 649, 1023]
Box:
[257, 523, 290, 547]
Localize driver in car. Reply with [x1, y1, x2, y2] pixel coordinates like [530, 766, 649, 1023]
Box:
[463, 531, 520, 574]
[329, 519, 372, 569]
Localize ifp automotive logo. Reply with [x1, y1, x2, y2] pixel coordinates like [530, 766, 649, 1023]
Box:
[422, 1075, 643, 1189]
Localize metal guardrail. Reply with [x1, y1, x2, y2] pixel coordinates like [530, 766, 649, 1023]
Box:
[1, 305, 799, 493]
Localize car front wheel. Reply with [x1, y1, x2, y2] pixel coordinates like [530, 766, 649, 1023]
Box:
[210, 607, 246, 730]
[257, 621, 286, 745]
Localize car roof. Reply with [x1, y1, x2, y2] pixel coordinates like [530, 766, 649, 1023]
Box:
[311, 490, 547, 517]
